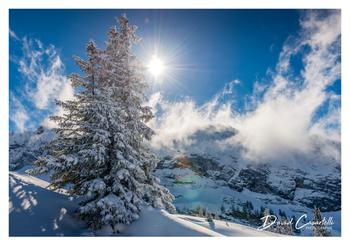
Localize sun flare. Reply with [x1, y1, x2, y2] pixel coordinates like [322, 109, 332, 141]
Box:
[148, 55, 165, 77]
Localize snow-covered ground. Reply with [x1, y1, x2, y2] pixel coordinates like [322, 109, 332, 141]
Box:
[9, 172, 279, 236]
[116, 208, 279, 237]
[9, 172, 84, 236]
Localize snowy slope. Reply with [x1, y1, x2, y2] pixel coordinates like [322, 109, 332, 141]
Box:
[9, 172, 278, 236]
[117, 207, 278, 236]
[9, 172, 84, 236]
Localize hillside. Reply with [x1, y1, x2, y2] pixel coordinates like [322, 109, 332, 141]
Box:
[9, 172, 279, 236]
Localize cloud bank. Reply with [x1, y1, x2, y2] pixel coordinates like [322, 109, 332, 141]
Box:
[148, 10, 341, 166]
[10, 31, 74, 132]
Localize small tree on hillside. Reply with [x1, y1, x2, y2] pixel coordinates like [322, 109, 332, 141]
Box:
[312, 207, 331, 237]
[275, 217, 294, 235]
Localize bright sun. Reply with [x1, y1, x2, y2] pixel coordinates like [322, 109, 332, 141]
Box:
[148, 55, 165, 77]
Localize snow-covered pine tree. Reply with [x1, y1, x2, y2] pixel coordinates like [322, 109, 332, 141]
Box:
[291, 215, 301, 234]
[275, 217, 294, 235]
[312, 207, 331, 236]
[260, 208, 276, 232]
[197, 206, 204, 217]
[30, 15, 175, 231]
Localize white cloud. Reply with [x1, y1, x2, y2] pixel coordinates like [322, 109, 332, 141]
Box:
[146, 91, 162, 110]
[148, 10, 341, 166]
[230, 79, 240, 85]
[18, 38, 74, 110]
[148, 91, 236, 151]
[9, 29, 19, 40]
[10, 34, 74, 131]
[10, 94, 29, 133]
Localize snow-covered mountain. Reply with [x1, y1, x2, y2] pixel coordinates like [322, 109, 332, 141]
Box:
[9, 126, 54, 170]
[155, 125, 340, 200]
[8, 125, 341, 236]
[152, 124, 340, 235]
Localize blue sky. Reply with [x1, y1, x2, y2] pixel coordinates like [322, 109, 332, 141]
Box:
[9, 9, 341, 146]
